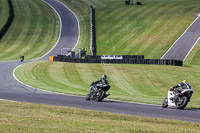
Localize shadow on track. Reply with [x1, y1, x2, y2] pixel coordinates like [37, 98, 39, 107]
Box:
[185, 108, 200, 111]
[86, 100, 122, 103]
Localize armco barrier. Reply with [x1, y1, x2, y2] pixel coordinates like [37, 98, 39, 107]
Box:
[90, 5, 96, 55]
[52, 55, 183, 66]
[0, 0, 14, 40]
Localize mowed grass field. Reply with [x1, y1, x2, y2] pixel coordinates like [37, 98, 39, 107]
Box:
[0, 0, 9, 30]
[0, 0, 60, 61]
[1, 100, 200, 133]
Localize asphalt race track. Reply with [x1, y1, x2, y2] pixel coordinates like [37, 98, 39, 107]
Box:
[1, 0, 200, 123]
[40, 0, 79, 60]
[161, 17, 200, 61]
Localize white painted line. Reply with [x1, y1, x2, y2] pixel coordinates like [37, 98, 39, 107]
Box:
[11, 0, 159, 108]
[13, 62, 160, 107]
[11, 0, 81, 96]
[34, 0, 80, 61]
[0, 60, 19, 63]
[55, 0, 80, 52]
[161, 17, 200, 59]
[33, 0, 62, 61]
[183, 37, 200, 61]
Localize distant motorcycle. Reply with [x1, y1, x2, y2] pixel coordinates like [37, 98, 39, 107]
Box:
[86, 82, 110, 102]
[162, 88, 193, 109]
[20, 55, 24, 62]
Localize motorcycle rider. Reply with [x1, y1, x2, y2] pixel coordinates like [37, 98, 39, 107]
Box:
[170, 79, 191, 101]
[20, 55, 24, 62]
[89, 74, 110, 97]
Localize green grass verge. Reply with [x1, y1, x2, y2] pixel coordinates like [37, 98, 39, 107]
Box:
[15, 61, 200, 108]
[0, 0, 60, 61]
[0, 0, 9, 30]
[0, 100, 200, 133]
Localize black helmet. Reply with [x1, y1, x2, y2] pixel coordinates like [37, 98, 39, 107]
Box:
[102, 74, 107, 79]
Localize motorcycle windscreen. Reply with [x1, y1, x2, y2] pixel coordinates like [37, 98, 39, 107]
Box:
[168, 91, 176, 106]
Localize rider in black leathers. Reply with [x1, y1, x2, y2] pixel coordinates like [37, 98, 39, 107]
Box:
[20, 55, 24, 62]
[89, 75, 109, 96]
[170, 79, 191, 100]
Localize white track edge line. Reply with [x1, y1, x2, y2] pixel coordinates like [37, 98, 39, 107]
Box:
[161, 16, 200, 59]
[11, 0, 81, 97]
[34, 0, 62, 61]
[11, 0, 159, 108]
[183, 37, 200, 61]
[56, 0, 80, 52]
[13, 63, 159, 107]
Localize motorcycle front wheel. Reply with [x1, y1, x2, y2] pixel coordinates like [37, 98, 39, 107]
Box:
[162, 97, 168, 108]
[86, 94, 90, 101]
[176, 96, 188, 109]
[96, 90, 105, 102]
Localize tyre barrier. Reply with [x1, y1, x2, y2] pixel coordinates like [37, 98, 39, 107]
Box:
[51, 55, 183, 66]
[0, 0, 14, 40]
[85, 55, 144, 60]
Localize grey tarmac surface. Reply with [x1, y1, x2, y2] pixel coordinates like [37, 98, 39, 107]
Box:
[1, 0, 200, 123]
[161, 17, 200, 61]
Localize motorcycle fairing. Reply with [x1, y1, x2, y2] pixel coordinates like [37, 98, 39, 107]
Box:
[168, 91, 176, 106]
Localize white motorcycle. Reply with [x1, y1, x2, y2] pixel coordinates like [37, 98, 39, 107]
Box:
[162, 88, 193, 109]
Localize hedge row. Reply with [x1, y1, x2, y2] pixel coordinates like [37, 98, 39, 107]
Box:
[0, 0, 14, 40]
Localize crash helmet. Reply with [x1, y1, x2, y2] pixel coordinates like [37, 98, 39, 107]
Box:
[102, 74, 107, 79]
[183, 79, 188, 83]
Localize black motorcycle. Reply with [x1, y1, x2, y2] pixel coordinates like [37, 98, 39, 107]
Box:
[86, 83, 110, 102]
[162, 88, 193, 109]
[20, 55, 24, 62]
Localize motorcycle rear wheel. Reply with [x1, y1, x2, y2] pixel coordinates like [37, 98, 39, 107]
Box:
[162, 97, 168, 108]
[176, 96, 188, 109]
[96, 90, 105, 102]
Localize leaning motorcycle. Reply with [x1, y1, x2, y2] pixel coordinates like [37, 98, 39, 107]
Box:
[86, 82, 110, 102]
[162, 88, 193, 109]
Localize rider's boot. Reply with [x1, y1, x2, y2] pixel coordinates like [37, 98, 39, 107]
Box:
[105, 93, 110, 98]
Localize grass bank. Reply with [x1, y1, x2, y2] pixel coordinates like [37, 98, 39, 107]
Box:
[15, 61, 200, 108]
[95, 0, 200, 58]
[0, 0, 59, 61]
[0, 100, 200, 133]
[60, 0, 200, 58]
